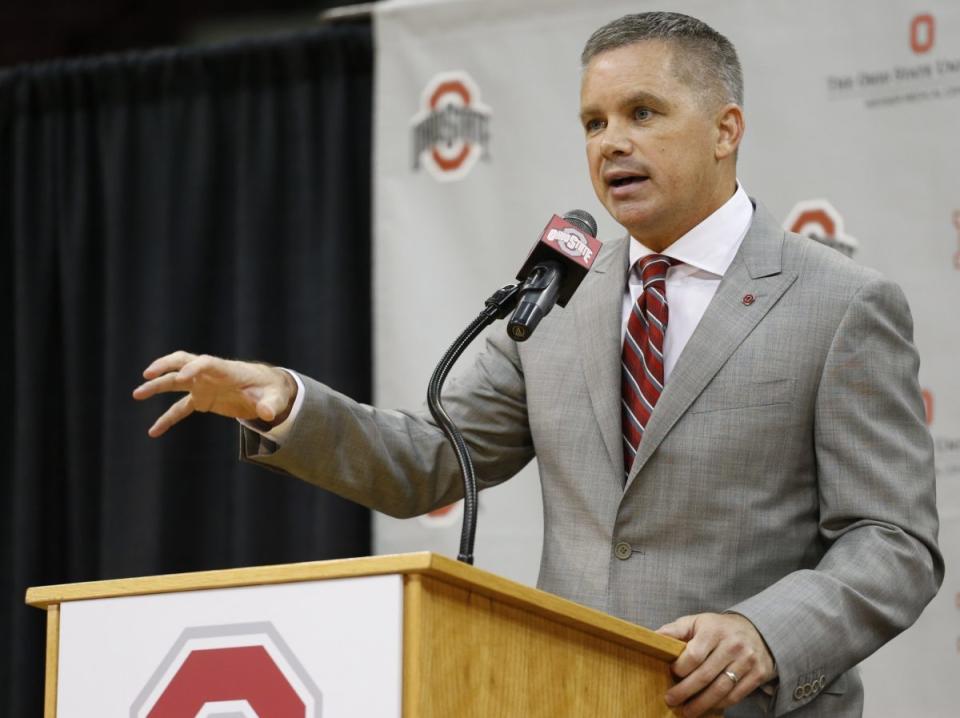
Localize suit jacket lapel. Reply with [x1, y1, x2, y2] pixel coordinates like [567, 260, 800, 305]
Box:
[573, 235, 630, 482]
[624, 203, 798, 489]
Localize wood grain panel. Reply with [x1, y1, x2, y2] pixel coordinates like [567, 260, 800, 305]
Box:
[403, 574, 425, 717]
[405, 575, 682, 717]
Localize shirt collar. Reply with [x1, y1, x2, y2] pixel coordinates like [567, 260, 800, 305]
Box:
[629, 182, 754, 278]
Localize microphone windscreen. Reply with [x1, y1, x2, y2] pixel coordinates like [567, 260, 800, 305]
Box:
[563, 209, 598, 237]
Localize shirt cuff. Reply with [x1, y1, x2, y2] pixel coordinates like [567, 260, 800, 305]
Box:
[237, 369, 305, 445]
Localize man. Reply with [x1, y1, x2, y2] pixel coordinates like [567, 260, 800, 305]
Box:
[134, 12, 942, 717]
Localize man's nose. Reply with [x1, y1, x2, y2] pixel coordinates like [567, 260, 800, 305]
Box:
[600, 122, 631, 157]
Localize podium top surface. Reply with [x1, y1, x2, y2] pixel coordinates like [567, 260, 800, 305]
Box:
[25, 551, 684, 661]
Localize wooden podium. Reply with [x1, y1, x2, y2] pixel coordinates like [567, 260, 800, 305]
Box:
[27, 552, 685, 716]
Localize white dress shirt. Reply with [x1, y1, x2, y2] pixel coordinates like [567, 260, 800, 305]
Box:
[621, 183, 754, 382]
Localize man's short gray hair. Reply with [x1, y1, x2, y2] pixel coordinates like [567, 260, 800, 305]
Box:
[581, 12, 744, 108]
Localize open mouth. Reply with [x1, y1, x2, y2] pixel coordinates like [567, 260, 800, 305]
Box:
[609, 175, 648, 188]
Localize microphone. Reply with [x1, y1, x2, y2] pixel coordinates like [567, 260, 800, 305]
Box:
[426, 207, 600, 564]
[507, 209, 600, 341]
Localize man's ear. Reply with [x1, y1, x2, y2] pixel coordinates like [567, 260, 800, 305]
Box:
[715, 103, 745, 161]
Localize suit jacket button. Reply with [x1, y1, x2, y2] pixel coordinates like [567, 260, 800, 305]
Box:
[614, 541, 632, 560]
[793, 685, 805, 701]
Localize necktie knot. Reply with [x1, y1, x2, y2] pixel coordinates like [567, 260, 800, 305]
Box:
[636, 254, 678, 284]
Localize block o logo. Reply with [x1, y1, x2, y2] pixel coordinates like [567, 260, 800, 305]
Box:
[910, 14, 935, 55]
[411, 71, 491, 182]
[921, 389, 934, 426]
[418, 499, 463, 529]
[131, 623, 322, 717]
[784, 199, 859, 258]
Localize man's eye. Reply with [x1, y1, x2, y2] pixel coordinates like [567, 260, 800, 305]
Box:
[634, 108, 653, 121]
[584, 118, 605, 133]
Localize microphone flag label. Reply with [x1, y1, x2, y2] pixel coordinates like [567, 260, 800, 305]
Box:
[540, 215, 602, 270]
[514, 214, 603, 308]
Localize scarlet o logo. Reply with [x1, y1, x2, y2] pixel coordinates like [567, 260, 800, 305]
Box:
[910, 14, 935, 54]
[418, 499, 463, 528]
[132, 623, 322, 718]
[429, 81, 472, 172]
[146, 646, 304, 717]
[427, 502, 458, 518]
[783, 199, 859, 258]
[789, 209, 836, 239]
[921, 390, 933, 426]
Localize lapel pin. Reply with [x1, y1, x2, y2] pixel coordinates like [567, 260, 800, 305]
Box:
[742, 294, 756, 306]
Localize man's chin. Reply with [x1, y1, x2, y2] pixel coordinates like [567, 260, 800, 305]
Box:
[609, 206, 662, 238]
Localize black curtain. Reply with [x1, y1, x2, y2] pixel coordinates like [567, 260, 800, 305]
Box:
[0, 23, 373, 715]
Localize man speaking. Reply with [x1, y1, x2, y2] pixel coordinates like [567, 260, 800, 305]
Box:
[134, 12, 942, 717]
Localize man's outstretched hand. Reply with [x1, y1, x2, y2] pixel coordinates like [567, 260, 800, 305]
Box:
[656, 612, 777, 717]
[132, 351, 297, 437]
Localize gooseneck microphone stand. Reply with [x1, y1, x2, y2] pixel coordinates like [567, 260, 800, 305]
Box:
[426, 283, 524, 565]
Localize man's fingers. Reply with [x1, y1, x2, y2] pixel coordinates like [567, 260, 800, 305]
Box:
[661, 612, 777, 717]
[133, 371, 191, 400]
[148, 395, 195, 437]
[675, 668, 741, 718]
[175, 354, 228, 382]
[665, 633, 728, 706]
[142, 350, 197, 379]
[135, 355, 236, 400]
[668, 617, 719, 679]
[256, 393, 284, 422]
[678, 658, 761, 718]
[715, 659, 763, 709]
[656, 614, 696, 641]
[135, 353, 292, 431]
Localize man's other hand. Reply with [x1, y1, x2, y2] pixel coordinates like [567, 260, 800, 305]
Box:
[656, 612, 776, 717]
[132, 351, 297, 437]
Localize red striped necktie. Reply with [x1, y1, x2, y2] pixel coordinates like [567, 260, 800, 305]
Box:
[621, 254, 678, 476]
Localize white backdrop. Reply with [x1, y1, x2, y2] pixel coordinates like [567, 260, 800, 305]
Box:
[372, 1, 960, 714]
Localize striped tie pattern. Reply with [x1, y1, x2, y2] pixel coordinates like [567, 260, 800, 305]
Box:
[621, 254, 677, 475]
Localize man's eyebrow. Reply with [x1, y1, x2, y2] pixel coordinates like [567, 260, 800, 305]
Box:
[578, 105, 599, 122]
[579, 90, 671, 121]
[622, 90, 669, 108]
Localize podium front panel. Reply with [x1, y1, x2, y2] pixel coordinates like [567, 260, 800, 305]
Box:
[57, 574, 403, 717]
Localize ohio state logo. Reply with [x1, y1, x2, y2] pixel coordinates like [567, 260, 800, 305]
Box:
[411, 71, 491, 182]
[545, 226, 596, 262]
[784, 200, 859, 258]
[922, 389, 934, 426]
[131, 623, 322, 717]
[910, 14, 935, 55]
[418, 499, 463, 529]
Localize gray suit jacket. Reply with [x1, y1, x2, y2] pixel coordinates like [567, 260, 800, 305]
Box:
[243, 203, 942, 716]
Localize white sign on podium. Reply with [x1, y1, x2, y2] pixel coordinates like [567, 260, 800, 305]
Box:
[56, 575, 403, 717]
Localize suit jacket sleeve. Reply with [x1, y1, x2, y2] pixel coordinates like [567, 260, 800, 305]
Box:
[240, 328, 536, 518]
[727, 275, 943, 715]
